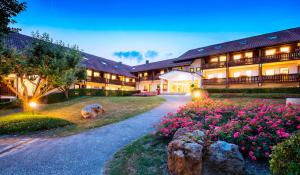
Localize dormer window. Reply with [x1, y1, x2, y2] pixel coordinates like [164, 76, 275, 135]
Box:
[233, 54, 242, 60]
[280, 46, 290, 53]
[265, 49, 276, 56]
[219, 55, 227, 62]
[144, 72, 148, 77]
[245, 52, 253, 58]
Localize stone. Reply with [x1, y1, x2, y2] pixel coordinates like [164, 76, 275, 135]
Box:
[167, 129, 205, 175]
[81, 103, 104, 119]
[286, 98, 300, 105]
[204, 141, 245, 175]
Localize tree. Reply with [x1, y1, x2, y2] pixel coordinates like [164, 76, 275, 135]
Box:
[0, 0, 26, 35]
[0, 32, 83, 111]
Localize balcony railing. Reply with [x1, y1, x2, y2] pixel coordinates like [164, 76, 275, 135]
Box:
[87, 77, 136, 87]
[202, 52, 300, 69]
[203, 74, 300, 85]
[138, 75, 160, 81]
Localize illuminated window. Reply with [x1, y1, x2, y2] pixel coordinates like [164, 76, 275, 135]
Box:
[86, 85, 92, 89]
[139, 73, 142, 77]
[265, 49, 276, 56]
[160, 70, 165, 74]
[87, 70, 92, 77]
[280, 68, 289, 74]
[219, 55, 227, 62]
[280, 46, 290, 53]
[265, 69, 275, 75]
[217, 73, 223, 78]
[207, 74, 215, 79]
[246, 70, 252, 77]
[177, 67, 183, 70]
[132, 79, 135, 82]
[196, 67, 201, 72]
[104, 73, 111, 79]
[233, 54, 242, 60]
[245, 52, 253, 58]
[190, 68, 195, 72]
[233, 72, 241, 78]
[94, 72, 100, 77]
[125, 78, 130, 82]
[211, 57, 218, 62]
[298, 43, 300, 47]
[144, 72, 148, 77]
[111, 75, 116, 80]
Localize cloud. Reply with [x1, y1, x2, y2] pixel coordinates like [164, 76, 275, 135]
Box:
[165, 52, 173, 57]
[113, 51, 144, 63]
[144, 50, 159, 59]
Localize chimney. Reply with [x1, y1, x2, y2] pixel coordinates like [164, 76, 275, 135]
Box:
[145, 60, 149, 64]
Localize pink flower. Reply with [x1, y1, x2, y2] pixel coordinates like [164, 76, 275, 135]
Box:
[233, 132, 240, 139]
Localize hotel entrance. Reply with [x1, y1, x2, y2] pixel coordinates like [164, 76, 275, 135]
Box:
[159, 70, 202, 94]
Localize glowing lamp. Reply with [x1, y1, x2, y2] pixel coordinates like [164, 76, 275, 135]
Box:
[192, 89, 209, 101]
[29, 101, 37, 108]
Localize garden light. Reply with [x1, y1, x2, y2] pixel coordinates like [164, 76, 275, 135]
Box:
[29, 101, 37, 108]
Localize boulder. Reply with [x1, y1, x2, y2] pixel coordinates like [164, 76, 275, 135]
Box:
[167, 128, 206, 175]
[286, 98, 300, 105]
[81, 103, 104, 119]
[204, 141, 245, 175]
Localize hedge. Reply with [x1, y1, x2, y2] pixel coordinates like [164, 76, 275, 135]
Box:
[203, 87, 300, 94]
[43, 89, 141, 104]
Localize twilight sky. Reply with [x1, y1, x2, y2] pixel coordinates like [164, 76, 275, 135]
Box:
[14, 0, 300, 65]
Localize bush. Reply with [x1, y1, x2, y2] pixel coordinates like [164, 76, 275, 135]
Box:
[0, 99, 21, 109]
[43, 89, 141, 104]
[204, 87, 300, 94]
[157, 98, 300, 160]
[270, 131, 300, 175]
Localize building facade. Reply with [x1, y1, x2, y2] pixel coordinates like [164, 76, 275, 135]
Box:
[1, 27, 300, 99]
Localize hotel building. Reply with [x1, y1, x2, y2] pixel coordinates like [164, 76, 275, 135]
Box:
[1, 27, 300, 98]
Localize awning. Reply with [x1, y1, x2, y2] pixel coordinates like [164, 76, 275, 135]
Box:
[159, 70, 202, 81]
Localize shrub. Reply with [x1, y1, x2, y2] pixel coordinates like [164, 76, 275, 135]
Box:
[157, 98, 300, 160]
[270, 131, 300, 175]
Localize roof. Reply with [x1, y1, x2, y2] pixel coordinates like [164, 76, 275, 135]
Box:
[2, 32, 136, 78]
[131, 58, 192, 72]
[177, 27, 300, 62]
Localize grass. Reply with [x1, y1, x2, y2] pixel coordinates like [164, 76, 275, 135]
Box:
[0, 96, 165, 136]
[104, 134, 169, 175]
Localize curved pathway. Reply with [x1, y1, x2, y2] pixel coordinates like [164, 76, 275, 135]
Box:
[0, 95, 190, 175]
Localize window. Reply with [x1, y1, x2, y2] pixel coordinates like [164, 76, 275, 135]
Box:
[208, 74, 215, 79]
[265, 49, 276, 56]
[265, 69, 275, 75]
[211, 57, 218, 62]
[177, 67, 183, 70]
[104, 73, 111, 79]
[219, 55, 226, 62]
[280, 68, 289, 74]
[160, 70, 165, 74]
[144, 72, 148, 77]
[87, 70, 92, 77]
[217, 73, 223, 78]
[233, 72, 241, 78]
[125, 78, 130, 82]
[111, 75, 116, 80]
[138, 73, 142, 77]
[280, 46, 290, 53]
[86, 85, 92, 89]
[245, 52, 253, 58]
[149, 84, 152, 92]
[246, 70, 252, 77]
[196, 67, 201, 72]
[143, 85, 147, 91]
[132, 79, 135, 82]
[190, 68, 195, 73]
[94, 72, 100, 77]
[233, 54, 242, 60]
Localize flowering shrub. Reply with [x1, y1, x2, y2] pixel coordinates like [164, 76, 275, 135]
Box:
[157, 98, 300, 160]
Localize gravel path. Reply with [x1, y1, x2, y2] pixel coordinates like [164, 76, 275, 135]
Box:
[0, 95, 190, 175]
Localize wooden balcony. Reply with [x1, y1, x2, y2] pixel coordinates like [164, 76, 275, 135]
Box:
[0, 83, 15, 96]
[138, 75, 160, 81]
[228, 57, 260, 67]
[87, 77, 136, 87]
[203, 74, 299, 85]
[202, 61, 226, 69]
[260, 52, 300, 63]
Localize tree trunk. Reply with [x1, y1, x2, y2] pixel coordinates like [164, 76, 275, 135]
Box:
[23, 99, 30, 112]
[64, 89, 69, 100]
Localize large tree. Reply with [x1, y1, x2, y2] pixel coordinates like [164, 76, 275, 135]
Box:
[0, 32, 83, 111]
[0, 0, 26, 35]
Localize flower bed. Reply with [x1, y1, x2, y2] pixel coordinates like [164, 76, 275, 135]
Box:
[157, 98, 300, 160]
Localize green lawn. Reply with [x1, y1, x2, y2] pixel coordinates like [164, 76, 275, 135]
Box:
[104, 134, 169, 175]
[0, 96, 165, 136]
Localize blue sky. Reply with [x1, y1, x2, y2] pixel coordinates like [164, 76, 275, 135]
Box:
[14, 0, 300, 65]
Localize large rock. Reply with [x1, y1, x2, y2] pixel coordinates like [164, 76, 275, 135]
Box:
[168, 128, 206, 175]
[204, 141, 245, 175]
[81, 103, 104, 119]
